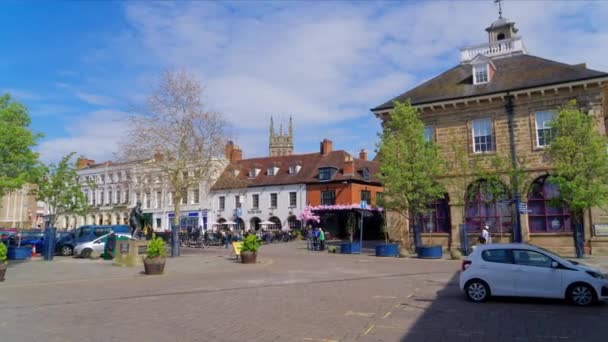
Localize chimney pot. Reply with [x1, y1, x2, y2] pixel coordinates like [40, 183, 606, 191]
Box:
[359, 149, 368, 161]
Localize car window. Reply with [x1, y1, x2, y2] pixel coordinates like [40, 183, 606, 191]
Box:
[481, 249, 512, 264]
[93, 227, 107, 237]
[513, 250, 553, 268]
[77, 227, 90, 238]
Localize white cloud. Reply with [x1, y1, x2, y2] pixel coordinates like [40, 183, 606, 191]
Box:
[75, 92, 114, 106]
[37, 109, 129, 163]
[67, 0, 608, 158]
[2, 89, 42, 101]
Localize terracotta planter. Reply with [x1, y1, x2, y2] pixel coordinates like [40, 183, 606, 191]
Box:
[143, 257, 165, 275]
[0, 262, 7, 282]
[240, 251, 257, 264]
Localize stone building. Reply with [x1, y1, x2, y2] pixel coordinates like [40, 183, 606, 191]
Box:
[372, 14, 608, 255]
[60, 155, 226, 232]
[0, 185, 48, 228]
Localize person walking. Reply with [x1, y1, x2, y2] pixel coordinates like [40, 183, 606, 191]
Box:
[479, 225, 492, 244]
[318, 228, 325, 251]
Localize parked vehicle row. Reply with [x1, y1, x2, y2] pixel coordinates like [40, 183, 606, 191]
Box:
[460, 243, 608, 307]
[55, 225, 131, 256]
[73, 232, 131, 258]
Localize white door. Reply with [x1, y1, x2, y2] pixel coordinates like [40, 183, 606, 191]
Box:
[512, 249, 563, 298]
[478, 249, 519, 296]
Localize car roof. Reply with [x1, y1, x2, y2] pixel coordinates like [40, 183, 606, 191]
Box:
[475, 243, 539, 251]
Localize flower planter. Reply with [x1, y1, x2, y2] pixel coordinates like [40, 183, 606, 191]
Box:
[240, 251, 257, 264]
[340, 242, 361, 254]
[375, 244, 399, 257]
[7, 246, 32, 260]
[143, 257, 166, 275]
[417, 245, 443, 259]
[0, 262, 7, 281]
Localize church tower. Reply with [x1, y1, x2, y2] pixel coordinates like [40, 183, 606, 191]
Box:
[269, 116, 294, 157]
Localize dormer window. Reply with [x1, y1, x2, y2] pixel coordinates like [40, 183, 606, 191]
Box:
[362, 168, 370, 181]
[288, 164, 302, 175]
[267, 166, 278, 176]
[473, 64, 489, 84]
[319, 167, 334, 181]
[248, 168, 260, 178]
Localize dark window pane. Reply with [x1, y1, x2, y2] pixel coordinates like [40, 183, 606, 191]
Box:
[481, 249, 511, 263]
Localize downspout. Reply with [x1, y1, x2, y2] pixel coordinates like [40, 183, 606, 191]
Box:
[506, 93, 523, 243]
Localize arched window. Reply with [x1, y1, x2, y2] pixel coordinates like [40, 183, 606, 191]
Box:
[417, 195, 451, 233]
[527, 176, 571, 232]
[465, 180, 512, 232]
[288, 215, 301, 230]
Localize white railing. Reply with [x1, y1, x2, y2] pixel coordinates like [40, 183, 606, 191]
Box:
[460, 36, 527, 62]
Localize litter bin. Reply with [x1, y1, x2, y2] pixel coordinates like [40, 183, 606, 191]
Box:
[104, 233, 117, 260]
[43, 227, 57, 261]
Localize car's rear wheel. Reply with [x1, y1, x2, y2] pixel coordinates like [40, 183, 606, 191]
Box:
[567, 283, 596, 307]
[81, 248, 93, 259]
[60, 245, 73, 256]
[465, 279, 490, 303]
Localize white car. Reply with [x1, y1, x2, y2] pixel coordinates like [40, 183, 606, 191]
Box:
[460, 243, 608, 306]
[74, 232, 131, 258]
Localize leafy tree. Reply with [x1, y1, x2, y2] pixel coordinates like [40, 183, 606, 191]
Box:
[0, 94, 41, 197]
[377, 101, 445, 250]
[547, 100, 608, 227]
[35, 153, 90, 228]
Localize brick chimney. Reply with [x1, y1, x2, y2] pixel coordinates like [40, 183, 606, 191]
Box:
[231, 145, 243, 162]
[153, 150, 163, 162]
[343, 155, 354, 175]
[225, 141, 235, 160]
[76, 157, 95, 170]
[225, 141, 243, 162]
[320, 139, 333, 156]
[359, 149, 368, 161]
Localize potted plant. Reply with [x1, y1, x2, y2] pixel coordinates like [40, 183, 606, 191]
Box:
[240, 234, 260, 264]
[143, 236, 167, 275]
[375, 212, 400, 257]
[0, 242, 7, 281]
[416, 216, 443, 259]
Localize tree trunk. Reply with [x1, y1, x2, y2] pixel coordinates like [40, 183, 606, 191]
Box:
[399, 212, 412, 253]
[172, 197, 181, 257]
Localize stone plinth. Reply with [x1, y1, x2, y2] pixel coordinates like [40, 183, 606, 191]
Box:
[113, 240, 148, 267]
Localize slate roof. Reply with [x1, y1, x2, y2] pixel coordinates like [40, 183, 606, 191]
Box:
[372, 54, 608, 111]
[211, 150, 381, 190]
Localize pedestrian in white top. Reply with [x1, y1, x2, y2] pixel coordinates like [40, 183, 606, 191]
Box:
[479, 225, 492, 244]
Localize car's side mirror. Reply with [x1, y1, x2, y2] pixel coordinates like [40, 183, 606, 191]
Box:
[551, 261, 559, 268]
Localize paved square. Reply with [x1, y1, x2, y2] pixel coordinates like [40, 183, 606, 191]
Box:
[1, 242, 607, 342]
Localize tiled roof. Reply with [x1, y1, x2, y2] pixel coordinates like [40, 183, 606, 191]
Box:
[211, 150, 381, 190]
[372, 54, 608, 110]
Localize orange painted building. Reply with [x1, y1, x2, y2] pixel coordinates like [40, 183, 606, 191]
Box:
[305, 139, 383, 207]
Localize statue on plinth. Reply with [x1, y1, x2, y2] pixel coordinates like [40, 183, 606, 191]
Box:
[129, 201, 144, 240]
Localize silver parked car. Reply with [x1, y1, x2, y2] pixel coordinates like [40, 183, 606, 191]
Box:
[74, 232, 131, 258]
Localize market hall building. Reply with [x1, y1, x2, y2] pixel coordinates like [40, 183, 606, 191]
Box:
[372, 14, 608, 255]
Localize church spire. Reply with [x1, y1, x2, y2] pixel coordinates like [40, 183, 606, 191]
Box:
[289, 116, 293, 136]
[495, 0, 503, 19]
[269, 116, 275, 137]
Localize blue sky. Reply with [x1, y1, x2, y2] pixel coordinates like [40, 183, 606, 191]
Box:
[2, 0, 607, 163]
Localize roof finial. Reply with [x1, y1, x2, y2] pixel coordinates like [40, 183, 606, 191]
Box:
[495, 0, 503, 19]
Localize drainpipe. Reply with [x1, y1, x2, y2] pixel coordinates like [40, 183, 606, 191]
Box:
[506, 94, 523, 243]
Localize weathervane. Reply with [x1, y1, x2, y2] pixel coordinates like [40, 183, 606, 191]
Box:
[494, 0, 504, 19]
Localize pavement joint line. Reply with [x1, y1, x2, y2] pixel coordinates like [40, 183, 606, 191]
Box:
[302, 338, 338, 342]
[362, 324, 375, 336]
[382, 311, 392, 319]
[373, 295, 397, 299]
[375, 325, 402, 330]
[345, 310, 375, 317]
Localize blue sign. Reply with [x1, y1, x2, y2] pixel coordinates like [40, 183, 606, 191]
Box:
[360, 201, 367, 209]
[236, 208, 242, 218]
[168, 212, 199, 218]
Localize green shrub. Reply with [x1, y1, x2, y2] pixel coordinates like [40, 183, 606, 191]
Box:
[0, 242, 7, 263]
[146, 236, 167, 259]
[241, 234, 261, 253]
